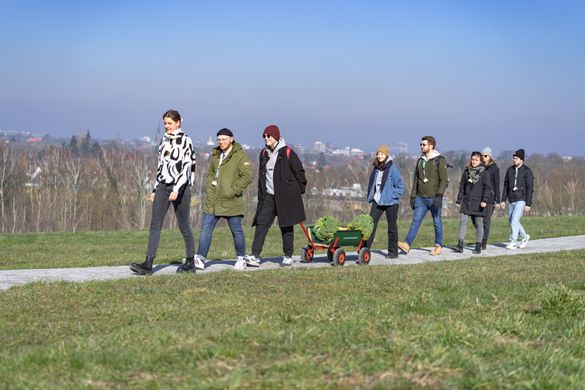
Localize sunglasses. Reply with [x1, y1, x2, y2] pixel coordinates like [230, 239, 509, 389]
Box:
[420, 143, 429, 147]
[262, 134, 272, 139]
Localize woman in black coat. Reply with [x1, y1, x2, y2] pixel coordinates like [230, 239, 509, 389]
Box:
[455, 151, 491, 254]
[481, 147, 500, 250]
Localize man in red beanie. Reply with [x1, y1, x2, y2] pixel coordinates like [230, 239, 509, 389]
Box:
[241, 125, 307, 268]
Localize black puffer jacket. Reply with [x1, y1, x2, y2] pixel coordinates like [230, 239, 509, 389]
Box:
[456, 167, 491, 216]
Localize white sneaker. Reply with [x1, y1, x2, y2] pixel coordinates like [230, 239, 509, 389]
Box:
[244, 254, 260, 267]
[280, 256, 294, 267]
[505, 242, 517, 250]
[194, 255, 206, 270]
[519, 234, 531, 249]
[234, 256, 246, 270]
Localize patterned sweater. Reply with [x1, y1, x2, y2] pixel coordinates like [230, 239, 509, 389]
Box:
[154, 129, 196, 194]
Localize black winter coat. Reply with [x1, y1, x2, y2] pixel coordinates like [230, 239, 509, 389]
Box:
[252, 146, 307, 227]
[501, 164, 534, 206]
[456, 168, 491, 216]
[484, 163, 500, 204]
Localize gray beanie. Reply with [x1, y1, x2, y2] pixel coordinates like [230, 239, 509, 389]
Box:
[481, 146, 493, 158]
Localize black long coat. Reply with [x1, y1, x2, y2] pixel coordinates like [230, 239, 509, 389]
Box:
[252, 146, 307, 227]
[456, 168, 491, 216]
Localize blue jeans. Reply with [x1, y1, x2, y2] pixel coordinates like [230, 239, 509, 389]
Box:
[404, 197, 443, 246]
[197, 212, 246, 259]
[508, 201, 527, 243]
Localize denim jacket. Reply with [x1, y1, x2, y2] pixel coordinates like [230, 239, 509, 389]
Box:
[367, 162, 404, 206]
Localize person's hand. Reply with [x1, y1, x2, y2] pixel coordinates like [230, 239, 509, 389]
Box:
[150, 193, 156, 202]
[480, 201, 487, 208]
[169, 192, 178, 201]
[495, 203, 500, 209]
[410, 197, 416, 210]
[432, 194, 443, 209]
[524, 206, 531, 214]
[500, 202, 506, 209]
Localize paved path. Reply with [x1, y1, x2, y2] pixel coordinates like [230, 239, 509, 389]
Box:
[1, 235, 584, 291]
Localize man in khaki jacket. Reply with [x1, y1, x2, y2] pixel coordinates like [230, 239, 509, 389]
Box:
[177, 128, 252, 272]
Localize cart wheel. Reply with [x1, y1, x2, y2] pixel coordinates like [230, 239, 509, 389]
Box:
[358, 247, 371, 265]
[327, 248, 334, 262]
[332, 248, 346, 266]
[301, 246, 314, 263]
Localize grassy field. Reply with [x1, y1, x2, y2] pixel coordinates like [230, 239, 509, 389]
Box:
[1, 214, 585, 270]
[1, 250, 585, 388]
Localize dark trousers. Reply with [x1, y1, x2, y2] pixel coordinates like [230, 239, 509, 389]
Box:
[146, 184, 194, 259]
[251, 194, 294, 257]
[366, 202, 399, 257]
[482, 203, 495, 243]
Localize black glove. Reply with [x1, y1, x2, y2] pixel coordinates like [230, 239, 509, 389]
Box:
[432, 194, 443, 209]
[410, 197, 416, 210]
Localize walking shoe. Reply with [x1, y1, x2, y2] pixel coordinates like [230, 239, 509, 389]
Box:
[505, 242, 517, 250]
[397, 241, 410, 254]
[244, 255, 260, 267]
[130, 256, 155, 275]
[519, 234, 531, 249]
[481, 239, 487, 251]
[472, 242, 481, 254]
[234, 256, 246, 271]
[194, 255, 206, 270]
[177, 259, 196, 273]
[430, 245, 442, 255]
[280, 256, 294, 267]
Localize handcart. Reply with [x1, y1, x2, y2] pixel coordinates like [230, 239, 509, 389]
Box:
[299, 223, 371, 266]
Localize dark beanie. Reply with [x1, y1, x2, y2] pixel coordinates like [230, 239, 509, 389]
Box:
[217, 128, 233, 137]
[513, 148, 525, 161]
[263, 125, 280, 140]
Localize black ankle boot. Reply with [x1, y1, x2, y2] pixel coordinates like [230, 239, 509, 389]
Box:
[177, 257, 196, 273]
[481, 239, 487, 250]
[472, 242, 481, 254]
[130, 256, 155, 275]
[456, 240, 464, 253]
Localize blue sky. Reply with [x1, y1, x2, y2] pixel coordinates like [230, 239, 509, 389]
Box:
[1, 0, 584, 156]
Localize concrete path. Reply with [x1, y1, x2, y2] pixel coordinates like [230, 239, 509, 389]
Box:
[1, 235, 584, 291]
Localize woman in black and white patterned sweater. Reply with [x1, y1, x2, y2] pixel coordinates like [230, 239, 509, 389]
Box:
[130, 109, 197, 275]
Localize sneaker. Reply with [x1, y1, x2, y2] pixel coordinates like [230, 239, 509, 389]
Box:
[280, 256, 294, 267]
[519, 234, 531, 249]
[244, 254, 260, 267]
[194, 255, 206, 270]
[234, 256, 246, 271]
[397, 241, 410, 254]
[430, 244, 442, 256]
[505, 242, 517, 250]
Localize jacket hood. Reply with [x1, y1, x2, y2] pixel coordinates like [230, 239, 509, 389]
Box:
[265, 138, 287, 156]
[422, 149, 441, 161]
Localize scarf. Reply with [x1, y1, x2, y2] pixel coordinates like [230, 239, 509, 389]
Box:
[467, 165, 485, 184]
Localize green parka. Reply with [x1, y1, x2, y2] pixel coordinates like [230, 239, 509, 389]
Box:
[203, 142, 252, 216]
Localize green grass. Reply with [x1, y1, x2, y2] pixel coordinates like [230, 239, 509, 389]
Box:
[1, 215, 585, 270]
[1, 251, 585, 388]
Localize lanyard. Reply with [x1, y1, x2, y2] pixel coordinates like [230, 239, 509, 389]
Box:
[513, 167, 518, 190]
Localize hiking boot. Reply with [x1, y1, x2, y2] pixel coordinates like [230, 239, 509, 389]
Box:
[234, 256, 246, 271]
[193, 255, 206, 270]
[455, 240, 464, 253]
[397, 241, 410, 254]
[280, 256, 294, 267]
[177, 257, 196, 273]
[481, 239, 487, 250]
[385, 251, 398, 259]
[472, 242, 481, 254]
[519, 234, 531, 249]
[130, 256, 155, 275]
[430, 245, 442, 256]
[244, 255, 260, 267]
[505, 242, 517, 250]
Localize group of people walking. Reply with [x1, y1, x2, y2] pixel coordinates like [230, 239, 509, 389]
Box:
[130, 109, 534, 275]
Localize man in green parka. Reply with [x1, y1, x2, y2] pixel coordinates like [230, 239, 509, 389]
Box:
[177, 128, 252, 272]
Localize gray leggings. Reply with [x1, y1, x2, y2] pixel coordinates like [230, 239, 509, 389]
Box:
[458, 213, 484, 243]
[146, 184, 195, 258]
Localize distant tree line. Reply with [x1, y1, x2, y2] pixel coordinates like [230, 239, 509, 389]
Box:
[0, 141, 584, 233]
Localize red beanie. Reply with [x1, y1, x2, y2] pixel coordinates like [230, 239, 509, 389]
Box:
[263, 125, 280, 140]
